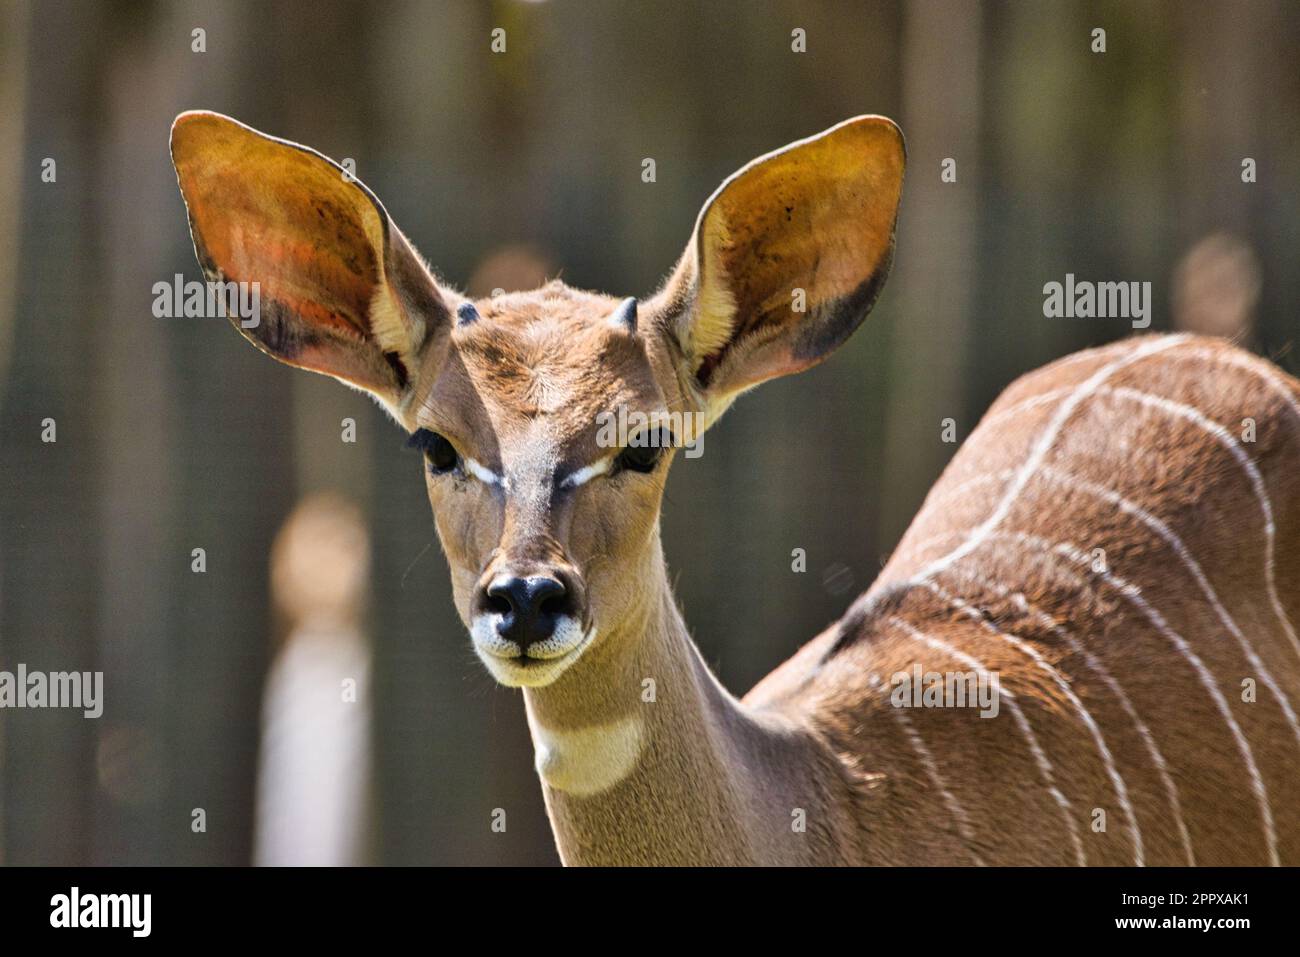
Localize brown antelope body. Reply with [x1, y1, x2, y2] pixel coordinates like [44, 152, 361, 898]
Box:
[171, 111, 1300, 865]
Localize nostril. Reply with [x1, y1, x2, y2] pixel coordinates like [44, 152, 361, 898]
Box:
[486, 577, 527, 616]
[531, 578, 567, 617]
[484, 589, 513, 617]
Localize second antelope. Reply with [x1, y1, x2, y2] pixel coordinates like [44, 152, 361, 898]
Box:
[171, 111, 1300, 866]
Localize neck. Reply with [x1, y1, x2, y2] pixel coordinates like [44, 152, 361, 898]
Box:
[522, 539, 860, 865]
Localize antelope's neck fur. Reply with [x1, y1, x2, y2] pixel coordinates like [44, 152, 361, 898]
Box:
[523, 540, 865, 866]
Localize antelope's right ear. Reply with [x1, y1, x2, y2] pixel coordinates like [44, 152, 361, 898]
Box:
[170, 111, 454, 415]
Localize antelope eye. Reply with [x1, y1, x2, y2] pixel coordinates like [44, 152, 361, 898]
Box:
[616, 429, 673, 474]
[408, 429, 460, 474]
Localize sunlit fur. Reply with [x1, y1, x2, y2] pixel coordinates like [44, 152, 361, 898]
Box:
[177, 111, 1300, 866]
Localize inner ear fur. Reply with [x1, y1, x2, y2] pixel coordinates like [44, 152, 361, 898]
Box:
[658, 115, 905, 406]
[170, 111, 453, 408]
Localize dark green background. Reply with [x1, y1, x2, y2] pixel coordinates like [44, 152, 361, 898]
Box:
[1, 0, 1297, 865]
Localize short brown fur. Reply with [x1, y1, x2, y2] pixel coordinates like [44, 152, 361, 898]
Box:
[173, 111, 1299, 865]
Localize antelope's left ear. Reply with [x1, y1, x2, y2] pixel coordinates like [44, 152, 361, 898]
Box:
[656, 115, 904, 418]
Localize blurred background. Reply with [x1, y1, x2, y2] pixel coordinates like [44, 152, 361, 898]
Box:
[0, 0, 1297, 866]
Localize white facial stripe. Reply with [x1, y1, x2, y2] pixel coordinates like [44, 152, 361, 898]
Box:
[560, 457, 612, 489]
[464, 456, 506, 488]
[460, 433, 609, 493]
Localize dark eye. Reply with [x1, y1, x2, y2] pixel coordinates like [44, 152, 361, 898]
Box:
[407, 428, 460, 474]
[616, 429, 672, 474]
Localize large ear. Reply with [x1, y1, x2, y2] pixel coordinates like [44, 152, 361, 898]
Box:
[170, 111, 454, 415]
[655, 115, 904, 423]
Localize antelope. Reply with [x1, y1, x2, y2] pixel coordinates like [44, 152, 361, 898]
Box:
[171, 111, 1300, 866]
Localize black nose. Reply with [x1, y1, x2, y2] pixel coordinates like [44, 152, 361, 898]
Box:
[484, 575, 571, 651]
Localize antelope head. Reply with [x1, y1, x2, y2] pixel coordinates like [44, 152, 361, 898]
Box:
[170, 112, 904, 695]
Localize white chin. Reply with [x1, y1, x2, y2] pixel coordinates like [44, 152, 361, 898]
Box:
[470, 616, 594, 688]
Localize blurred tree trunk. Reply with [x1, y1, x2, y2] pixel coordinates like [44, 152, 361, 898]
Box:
[1176, 0, 1296, 364]
[0, 0, 31, 865]
[0, 0, 29, 421]
[0, 0, 108, 865]
[148, 0, 297, 864]
[879, 0, 982, 547]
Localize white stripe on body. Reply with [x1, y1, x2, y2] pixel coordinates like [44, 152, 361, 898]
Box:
[911, 464, 1300, 753]
[916, 578, 1145, 865]
[897, 526, 1279, 864]
[886, 615, 1088, 866]
[866, 672, 986, 865]
[911, 336, 1188, 585]
[937, 562, 1196, 865]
